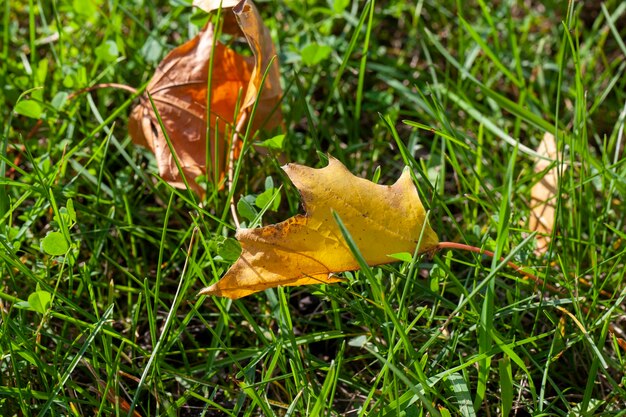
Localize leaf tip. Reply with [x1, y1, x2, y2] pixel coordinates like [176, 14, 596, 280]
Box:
[197, 285, 216, 297]
[198, 282, 248, 299]
[233, 0, 249, 14]
[397, 166, 413, 183]
[198, 285, 235, 299]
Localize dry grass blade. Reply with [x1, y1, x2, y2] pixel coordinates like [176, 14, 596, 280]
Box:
[529, 132, 565, 255]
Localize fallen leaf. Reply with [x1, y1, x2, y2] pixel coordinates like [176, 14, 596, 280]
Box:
[529, 132, 566, 255]
[194, 0, 241, 10]
[129, 0, 282, 195]
[200, 157, 439, 299]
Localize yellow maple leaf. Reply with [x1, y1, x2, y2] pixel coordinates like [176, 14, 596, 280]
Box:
[200, 157, 439, 299]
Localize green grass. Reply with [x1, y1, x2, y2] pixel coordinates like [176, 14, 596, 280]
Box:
[2, 0, 626, 415]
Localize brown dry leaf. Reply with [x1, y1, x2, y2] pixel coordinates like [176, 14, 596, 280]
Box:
[530, 132, 565, 255]
[194, 0, 241, 10]
[200, 157, 439, 299]
[129, 0, 282, 195]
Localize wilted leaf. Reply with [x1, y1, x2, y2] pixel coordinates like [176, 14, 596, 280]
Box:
[129, 0, 282, 195]
[530, 132, 566, 255]
[200, 157, 439, 299]
[193, 0, 241, 11]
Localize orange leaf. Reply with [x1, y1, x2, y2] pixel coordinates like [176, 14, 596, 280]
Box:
[129, 0, 282, 195]
[200, 157, 439, 299]
[529, 132, 566, 255]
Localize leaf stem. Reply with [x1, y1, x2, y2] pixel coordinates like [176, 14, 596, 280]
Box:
[436, 241, 614, 300]
[436, 241, 625, 343]
[66, 82, 138, 100]
[435, 241, 563, 294]
[22, 83, 138, 142]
